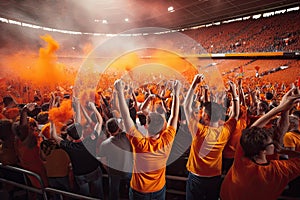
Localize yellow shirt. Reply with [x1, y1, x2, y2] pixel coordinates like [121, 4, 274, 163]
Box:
[223, 106, 247, 158]
[187, 117, 237, 176]
[284, 131, 300, 152]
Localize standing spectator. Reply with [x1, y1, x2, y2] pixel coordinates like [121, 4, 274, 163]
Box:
[50, 100, 104, 199]
[220, 88, 300, 200]
[114, 79, 181, 200]
[40, 138, 71, 200]
[183, 74, 239, 200]
[13, 103, 48, 189]
[282, 114, 300, 197]
[0, 119, 25, 199]
[99, 117, 133, 200]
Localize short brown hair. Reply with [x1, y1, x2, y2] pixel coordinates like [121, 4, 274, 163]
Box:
[147, 112, 165, 136]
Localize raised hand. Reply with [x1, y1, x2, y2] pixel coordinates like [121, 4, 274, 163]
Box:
[114, 79, 125, 92]
[172, 80, 182, 96]
[278, 87, 300, 111]
[227, 81, 238, 97]
[193, 74, 205, 85]
[25, 103, 37, 112]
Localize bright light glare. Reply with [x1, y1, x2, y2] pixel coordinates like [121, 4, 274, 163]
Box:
[168, 6, 175, 12]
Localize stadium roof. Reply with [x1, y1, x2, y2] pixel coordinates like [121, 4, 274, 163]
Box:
[0, 0, 299, 33]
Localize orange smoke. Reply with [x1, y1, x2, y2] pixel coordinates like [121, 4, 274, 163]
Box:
[2, 34, 75, 92]
[49, 99, 73, 124]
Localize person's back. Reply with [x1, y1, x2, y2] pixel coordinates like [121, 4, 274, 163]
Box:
[183, 75, 239, 200]
[13, 104, 48, 189]
[40, 139, 71, 200]
[114, 79, 181, 200]
[51, 122, 104, 199]
[99, 117, 132, 200]
[127, 124, 176, 192]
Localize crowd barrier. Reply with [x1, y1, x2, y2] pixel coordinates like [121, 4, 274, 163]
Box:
[0, 163, 299, 200]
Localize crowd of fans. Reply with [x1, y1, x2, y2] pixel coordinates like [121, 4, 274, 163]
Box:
[183, 10, 300, 54]
[0, 8, 299, 200]
[0, 68, 300, 199]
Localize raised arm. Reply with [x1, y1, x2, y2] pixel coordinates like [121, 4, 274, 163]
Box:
[20, 103, 36, 126]
[251, 87, 300, 128]
[50, 120, 63, 145]
[80, 103, 93, 125]
[167, 80, 181, 129]
[88, 102, 103, 136]
[139, 94, 156, 115]
[237, 78, 246, 106]
[228, 81, 240, 120]
[72, 96, 81, 124]
[183, 74, 204, 123]
[114, 79, 135, 132]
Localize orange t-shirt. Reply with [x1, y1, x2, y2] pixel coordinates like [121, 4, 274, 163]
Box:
[223, 106, 247, 158]
[284, 131, 300, 152]
[220, 144, 300, 200]
[187, 117, 237, 176]
[127, 126, 176, 193]
[44, 148, 71, 177]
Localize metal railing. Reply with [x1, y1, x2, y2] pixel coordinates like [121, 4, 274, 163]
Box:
[1, 163, 298, 200]
[0, 163, 99, 200]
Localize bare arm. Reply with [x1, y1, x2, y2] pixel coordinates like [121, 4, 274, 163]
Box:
[50, 121, 63, 145]
[251, 88, 300, 128]
[80, 104, 93, 125]
[183, 74, 204, 123]
[139, 94, 156, 115]
[72, 96, 81, 124]
[114, 79, 135, 132]
[228, 81, 240, 120]
[88, 102, 103, 136]
[167, 80, 181, 129]
[237, 78, 246, 106]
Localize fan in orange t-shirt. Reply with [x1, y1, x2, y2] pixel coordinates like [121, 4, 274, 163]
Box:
[114, 79, 181, 199]
[220, 87, 300, 200]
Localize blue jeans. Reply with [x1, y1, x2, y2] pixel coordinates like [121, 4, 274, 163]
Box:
[75, 167, 104, 199]
[129, 185, 166, 200]
[108, 173, 131, 200]
[186, 172, 221, 200]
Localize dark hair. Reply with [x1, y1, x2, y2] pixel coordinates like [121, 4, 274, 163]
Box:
[36, 112, 49, 125]
[66, 123, 82, 140]
[106, 118, 119, 134]
[137, 113, 147, 126]
[147, 112, 165, 136]
[41, 103, 50, 111]
[203, 102, 225, 123]
[2, 96, 14, 107]
[27, 106, 41, 118]
[265, 92, 273, 100]
[240, 126, 273, 158]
